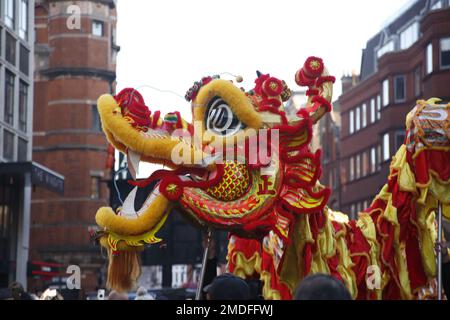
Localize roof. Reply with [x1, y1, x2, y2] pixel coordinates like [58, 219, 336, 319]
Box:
[360, 0, 428, 80]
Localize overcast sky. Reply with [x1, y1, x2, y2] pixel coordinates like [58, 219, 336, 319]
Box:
[116, 0, 412, 121]
[115, 0, 412, 176]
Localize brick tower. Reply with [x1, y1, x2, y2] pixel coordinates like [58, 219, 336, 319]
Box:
[31, 0, 119, 293]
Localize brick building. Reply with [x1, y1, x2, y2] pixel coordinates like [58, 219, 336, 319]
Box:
[30, 0, 119, 292]
[337, 0, 450, 218]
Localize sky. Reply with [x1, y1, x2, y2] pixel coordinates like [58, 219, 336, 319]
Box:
[116, 0, 413, 122]
[115, 0, 413, 177]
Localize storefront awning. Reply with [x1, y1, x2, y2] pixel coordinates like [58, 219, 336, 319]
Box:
[0, 162, 64, 194]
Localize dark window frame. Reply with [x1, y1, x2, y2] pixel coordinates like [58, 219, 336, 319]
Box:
[394, 75, 406, 103]
[440, 37, 450, 69]
[18, 81, 28, 132]
[92, 20, 104, 37]
[4, 70, 15, 126]
[3, 130, 15, 161]
[5, 31, 16, 66]
[414, 65, 422, 97]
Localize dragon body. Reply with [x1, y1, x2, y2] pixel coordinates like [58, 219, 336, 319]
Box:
[94, 57, 450, 299]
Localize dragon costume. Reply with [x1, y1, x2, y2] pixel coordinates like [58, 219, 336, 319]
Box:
[93, 57, 450, 299]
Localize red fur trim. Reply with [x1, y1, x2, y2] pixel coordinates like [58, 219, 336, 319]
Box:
[259, 105, 288, 124]
[305, 89, 319, 96]
[315, 75, 336, 87]
[280, 186, 331, 215]
[310, 95, 332, 112]
[284, 149, 322, 188]
[295, 69, 315, 87]
[151, 110, 161, 129]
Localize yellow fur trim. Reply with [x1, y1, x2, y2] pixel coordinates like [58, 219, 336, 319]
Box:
[106, 213, 169, 251]
[260, 271, 282, 300]
[193, 79, 262, 129]
[97, 94, 206, 166]
[96, 194, 170, 236]
[357, 213, 383, 299]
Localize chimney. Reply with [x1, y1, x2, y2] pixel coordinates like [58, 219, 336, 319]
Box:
[341, 74, 353, 93]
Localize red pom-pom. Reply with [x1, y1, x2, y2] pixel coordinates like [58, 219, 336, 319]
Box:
[262, 77, 283, 96]
[303, 56, 324, 78]
[159, 177, 183, 201]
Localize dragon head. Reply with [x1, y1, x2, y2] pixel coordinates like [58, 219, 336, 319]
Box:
[94, 57, 335, 291]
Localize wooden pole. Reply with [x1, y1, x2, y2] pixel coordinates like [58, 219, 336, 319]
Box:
[437, 202, 443, 300]
[196, 229, 212, 300]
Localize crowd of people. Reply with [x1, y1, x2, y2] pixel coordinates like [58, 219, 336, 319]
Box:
[2, 240, 449, 301]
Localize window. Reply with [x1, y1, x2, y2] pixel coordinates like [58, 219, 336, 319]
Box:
[18, 138, 27, 161]
[19, 0, 28, 40]
[92, 106, 101, 131]
[6, 32, 16, 65]
[395, 130, 406, 151]
[426, 43, 433, 74]
[431, 0, 442, 10]
[111, 26, 117, 46]
[370, 98, 376, 123]
[91, 176, 101, 199]
[350, 204, 356, 217]
[400, 22, 419, 50]
[3, 130, 14, 161]
[383, 133, 390, 161]
[356, 154, 361, 179]
[440, 38, 450, 69]
[376, 95, 381, 120]
[5, 71, 15, 126]
[92, 20, 104, 37]
[377, 40, 394, 59]
[19, 82, 28, 132]
[362, 103, 367, 128]
[377, 144, 382, 167]
[370, 147, 376, 173]
[349, 110, 354, 134]
[19, 44, 29, 75]
[349, 157, 354, 181]
[414, 66, 422, 97]
[5, 0, 15, 29]
[382, 79, 389, 107]
[394, 75, 406, 103]
[355, 107, 360, 131]
[362, 152, 369, 177]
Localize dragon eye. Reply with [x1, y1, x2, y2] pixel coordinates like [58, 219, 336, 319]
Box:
[205, 97, 244, 136]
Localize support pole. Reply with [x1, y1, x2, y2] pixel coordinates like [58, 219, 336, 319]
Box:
[196, 229, 212, 300]
[437, 202, 443, 300]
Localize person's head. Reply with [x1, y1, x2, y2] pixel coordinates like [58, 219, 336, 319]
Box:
[107, 290, 128, 300]
[136, 286, 147, 296]
[9, 282, 24, 300]
[40, 288, 64, 300]
[203, 273, 250, 300]
[294, 273, 352, 300]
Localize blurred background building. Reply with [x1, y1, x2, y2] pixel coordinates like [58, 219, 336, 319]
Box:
[29, 0, 118, 293]
[0, 0, 64, 290]
[331, 0, 450, 218]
